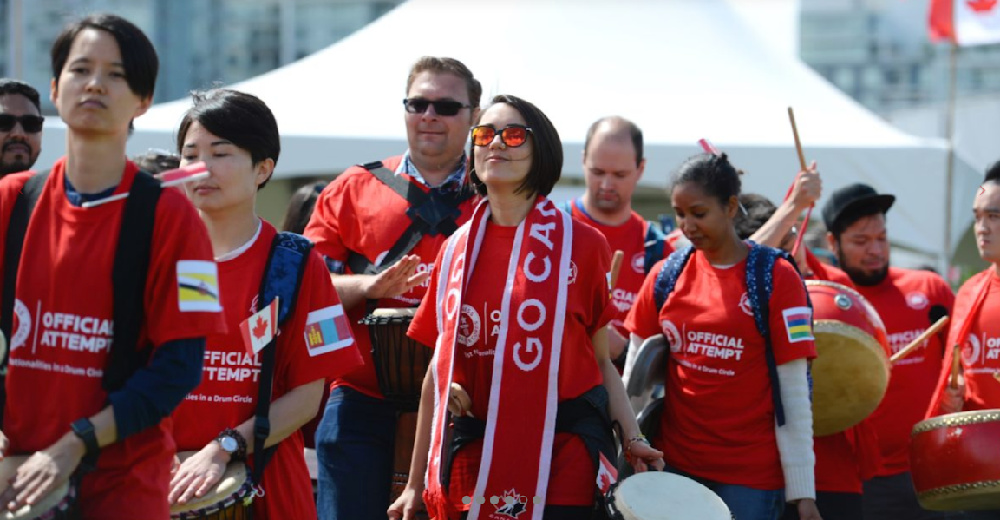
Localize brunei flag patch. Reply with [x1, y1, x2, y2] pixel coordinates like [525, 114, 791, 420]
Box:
[176, 260, 222, 313]
[782, 306, 814, 343]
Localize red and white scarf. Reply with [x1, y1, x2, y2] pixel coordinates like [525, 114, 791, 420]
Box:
[424, 196, 572, 520]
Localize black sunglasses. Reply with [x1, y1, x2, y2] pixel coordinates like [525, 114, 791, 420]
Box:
[0, 114, 44, 133]
[403, 98, 471, 116]
[471, 124, 532, 148]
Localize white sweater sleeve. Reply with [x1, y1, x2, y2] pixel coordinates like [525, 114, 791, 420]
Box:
[774, 358, 816, 502]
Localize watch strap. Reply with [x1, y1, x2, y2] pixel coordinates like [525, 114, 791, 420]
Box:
[70, 418, 99, 457]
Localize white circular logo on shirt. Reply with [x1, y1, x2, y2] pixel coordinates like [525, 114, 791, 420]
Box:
[906, 292, 929, 311]
[964, 333, 981, 366]
[662, 319, 683, 353]
[10, 299, 30, 352]
[457, 304, 481, 347]
[631, 253, 645, 274]
[739, 292, 754, 317]
[567, 261, 578, 285]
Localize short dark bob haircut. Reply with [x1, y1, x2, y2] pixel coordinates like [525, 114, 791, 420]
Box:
[51, 14, 158, 100]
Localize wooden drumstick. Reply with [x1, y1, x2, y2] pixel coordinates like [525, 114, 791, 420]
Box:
[787, 107, 813, 258]
[950, 345, 962, 389]
[889, 316, 950, 363]
[610, 250, 625, 288]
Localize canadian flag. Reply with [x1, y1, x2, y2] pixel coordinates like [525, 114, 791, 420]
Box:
[596, 452, 618, 494]
[240, 297, 279, 354]
[930, 0, 1000, 46]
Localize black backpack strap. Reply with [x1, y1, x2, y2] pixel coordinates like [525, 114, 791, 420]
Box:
[653, 245, 695, 311]
[0, 171, 50, 420]
[102, 171, 162, 392]
[252, 232, 313, 485]
[643, 221, 666, 276]
[346, 161, 473, 277]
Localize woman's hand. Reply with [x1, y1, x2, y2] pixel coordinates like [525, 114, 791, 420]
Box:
[168, 442, 230, 505]
[0, 434, 83, 512]
[791, 162, 821, 210]
[448, 383, 473, 418]
[387, 484, 425, 520]
[626, 438, 664, 473]
[795, 498, 823, 520]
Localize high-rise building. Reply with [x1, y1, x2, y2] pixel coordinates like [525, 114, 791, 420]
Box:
[0, 0, 404, 107]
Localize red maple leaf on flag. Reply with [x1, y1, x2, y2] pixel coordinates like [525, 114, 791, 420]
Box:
[252, 316, 269, 340]
[599, 472, 614, 492]
[968, 0, 998, 13]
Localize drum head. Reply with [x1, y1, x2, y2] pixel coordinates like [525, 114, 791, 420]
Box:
[811, 320, 890, 436]
[170, 451, 251, 515]
[611, 472, 731, 520]
[0, 456, 72, 520]
[368, 308, 417, 319]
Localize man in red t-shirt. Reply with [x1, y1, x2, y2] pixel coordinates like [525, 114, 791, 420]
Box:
[564, 116, 671, 366]
[821, 183, 955, 520]
[0, 15, 225, 520]
[303, 57, 481, 520]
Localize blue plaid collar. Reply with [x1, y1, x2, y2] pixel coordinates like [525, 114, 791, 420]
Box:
[397, 152, 466, 193]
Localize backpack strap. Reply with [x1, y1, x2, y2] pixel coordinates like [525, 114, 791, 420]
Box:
[252, 232, 313, 485]
[642, 221, 666, 276]
[653, 245, 695, 311]
[103, 170, 162, 392]
[346, 160, 473, 277]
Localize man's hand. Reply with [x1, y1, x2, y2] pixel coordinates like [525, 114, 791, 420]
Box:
[364, 255, 430, 301]
[791, 162, 821, 210]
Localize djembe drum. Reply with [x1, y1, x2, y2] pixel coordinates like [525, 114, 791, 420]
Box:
[606, 472, 733, 520]
[0, 456, 76, 520]
[170, 452, 254, 520]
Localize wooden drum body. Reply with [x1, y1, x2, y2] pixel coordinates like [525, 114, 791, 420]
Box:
[361, 308, 430, 412]
[911, 410, 1000, 511]
[806, 280, 891, 437]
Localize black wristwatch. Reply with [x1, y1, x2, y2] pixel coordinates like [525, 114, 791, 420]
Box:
[70, 418, 99, 457]
[215, 428, 247, 461]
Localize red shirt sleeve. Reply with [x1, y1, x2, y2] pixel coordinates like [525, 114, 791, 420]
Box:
[624, 259, 666, 339]
[303, 169, 358, 263]
[767, 258, 817, 365]
[278, 249, 363, 389]
[143, 190, 227, 346]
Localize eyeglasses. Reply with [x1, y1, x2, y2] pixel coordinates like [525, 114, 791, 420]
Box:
[402, 98, 471, 116]
[471, 124, 532, 148]
[0, 114, 44, 133]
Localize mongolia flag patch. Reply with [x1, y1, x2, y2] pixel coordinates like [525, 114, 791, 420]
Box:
[177, 260, 222, 313]
[303, 305, 354, 357]
[782, 306, 814, 343]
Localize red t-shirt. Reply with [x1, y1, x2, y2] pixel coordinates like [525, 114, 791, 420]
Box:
[0, 158, 227, 519]
[804, 249, 853, 288]
[854, 267, 954, 475]
[303, 156, 476, 398]
[951, 268, 1000, 411]
[408, 220, 612, 509]
[565, 200, 673, 337]
[171, 221, 361, 520]
[625, 250, 816, 490]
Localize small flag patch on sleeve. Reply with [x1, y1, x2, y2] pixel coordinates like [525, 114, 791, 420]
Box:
[782, 306, 814, 343]
[303, 304, 354, 357]
[177, 260, 222, 313]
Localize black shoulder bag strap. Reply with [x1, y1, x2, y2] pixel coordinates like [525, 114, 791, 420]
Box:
[103, 170, 162, 392]
[0, 171, 50, 420]
[346, 160, 473, 277]
[252, 232, 313, 485]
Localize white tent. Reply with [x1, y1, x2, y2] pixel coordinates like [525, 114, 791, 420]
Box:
[36, 0, 979, 264]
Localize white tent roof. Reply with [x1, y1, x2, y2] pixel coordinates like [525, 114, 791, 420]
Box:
[36, 0, 980, 261]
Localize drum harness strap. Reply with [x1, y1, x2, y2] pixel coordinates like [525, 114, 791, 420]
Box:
[345, 162, 474, 312]
[652, 241, 812, 428]
[0, 169, 161, 473]
[251, 232, 313, 490]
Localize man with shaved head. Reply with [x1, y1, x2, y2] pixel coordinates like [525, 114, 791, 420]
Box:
[563, 116, 670, 367]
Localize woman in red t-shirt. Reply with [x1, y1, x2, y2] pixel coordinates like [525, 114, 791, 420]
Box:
[388, 95, 663, 520]
[166, 89, 362, 520]
[624, 153, 822, 520]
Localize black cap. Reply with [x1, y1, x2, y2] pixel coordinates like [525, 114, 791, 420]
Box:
[821, 183, 896, 232]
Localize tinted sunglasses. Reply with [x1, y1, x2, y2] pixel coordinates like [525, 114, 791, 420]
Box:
[0, 114, 43, 133]
[402, 98, 471, 116]
[471, 124, 532, 148]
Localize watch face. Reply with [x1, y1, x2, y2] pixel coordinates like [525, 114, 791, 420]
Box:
[219, 436, 238, 453]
